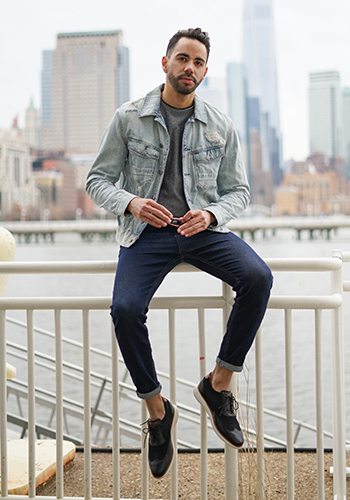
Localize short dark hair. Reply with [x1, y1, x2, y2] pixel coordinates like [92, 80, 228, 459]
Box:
[166, 28, 210, 61]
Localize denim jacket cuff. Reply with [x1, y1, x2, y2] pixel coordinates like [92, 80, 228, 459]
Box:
[204, 206, 223, 228]
[117, 192, 138, 216]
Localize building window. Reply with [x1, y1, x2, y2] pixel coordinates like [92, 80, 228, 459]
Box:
[52, 181, 57, 203]
[14, 157, 20, 187]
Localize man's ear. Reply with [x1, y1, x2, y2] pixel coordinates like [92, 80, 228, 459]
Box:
[161, 56, 168, 74]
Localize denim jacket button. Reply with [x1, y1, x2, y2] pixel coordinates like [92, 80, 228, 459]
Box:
[158, 170, 162, 175]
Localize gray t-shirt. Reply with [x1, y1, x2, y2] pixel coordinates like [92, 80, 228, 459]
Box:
[158, 100, 193, 217]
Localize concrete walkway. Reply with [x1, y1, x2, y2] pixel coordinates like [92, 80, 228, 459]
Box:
[0, 439, 75, 495]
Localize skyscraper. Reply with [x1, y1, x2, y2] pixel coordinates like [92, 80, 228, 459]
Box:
[41, 50, 52, 127]
[309, 71, 341, 158]
[226, 63, 249, 176]
[24, 98, 41, 149]
[242, 0, 282, 184]
[41, 30, 130, 154]
[196, 77, 227, 114]
[343, 87, 350, 176]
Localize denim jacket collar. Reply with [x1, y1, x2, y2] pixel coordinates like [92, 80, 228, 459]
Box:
[139, 84, 208, 124]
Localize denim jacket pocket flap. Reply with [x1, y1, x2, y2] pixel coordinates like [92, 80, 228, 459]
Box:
[128, 137, 160, 160]
[194, 146, 225, 165]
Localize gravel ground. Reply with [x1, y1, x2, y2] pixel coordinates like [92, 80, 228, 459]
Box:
[37, 449, 350, 499]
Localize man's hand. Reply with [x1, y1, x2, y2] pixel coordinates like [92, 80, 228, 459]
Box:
[178, 210, 216, 237]
[127, 197, 173, 227]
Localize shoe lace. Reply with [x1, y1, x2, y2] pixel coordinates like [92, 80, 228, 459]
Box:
[218, 392, 239, 417]
[141, 419, 164, 447]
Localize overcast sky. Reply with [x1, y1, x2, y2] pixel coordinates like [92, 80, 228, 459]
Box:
[1, 0, 349, 161]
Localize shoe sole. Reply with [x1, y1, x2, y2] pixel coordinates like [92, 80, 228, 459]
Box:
[193, 385, 243, 449]
[154, 403, 179, 479]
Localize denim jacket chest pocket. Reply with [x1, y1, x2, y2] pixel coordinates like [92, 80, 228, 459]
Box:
[193, 145, 225, 190]
[126, 137, 160, 193]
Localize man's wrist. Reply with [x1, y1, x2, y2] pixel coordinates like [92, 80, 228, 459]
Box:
[205, 210, 217, 226]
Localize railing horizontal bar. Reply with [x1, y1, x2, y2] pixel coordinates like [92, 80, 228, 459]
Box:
[0, 293, 342, 311]
[340, 251, 350, 262]
[264, 258, 342, 271]
[0, 261, 198, 274]
[0, 296, 225, 310]
[0, 297, 112, 309]
[0, 257, 341, 274]
[268, 294, 342, 309]
[150, 296, 225, 309]
[0, 261, 118, 274]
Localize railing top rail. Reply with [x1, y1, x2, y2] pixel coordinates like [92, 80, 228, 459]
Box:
[265, 257, 342, 271]
[0, 257, 342, 274]
[340, 251, 350, 262]
[0, 295, 225, 310]
[0, 293, 342, 311]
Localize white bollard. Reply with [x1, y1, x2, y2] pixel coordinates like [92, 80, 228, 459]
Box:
[0, 227, 16, 380]
[0, 226, 16, 297]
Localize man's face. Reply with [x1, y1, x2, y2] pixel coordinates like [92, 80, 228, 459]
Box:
[162, 37, 208, 96]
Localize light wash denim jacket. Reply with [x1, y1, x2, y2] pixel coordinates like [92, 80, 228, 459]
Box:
[86, 85, 250, 248]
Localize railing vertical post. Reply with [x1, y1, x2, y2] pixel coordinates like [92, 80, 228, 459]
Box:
[82, 309, 92, 500]
[55, 310, 64, 499]
[223, 282, 239, 500]
[198, 308, 208, 500]
[0, 309, 8, 498]
[111, 321, 120, 500]
[255, 327, 265, 499]
[141, 400, 149, 500]
[331, 250, 346, 500]
[0, 227, 14, 497]
[285, 308, 294, 500]
[26, 309, 36, 498]
[315, 309, 325, 500]
[168, 308, 178, 499]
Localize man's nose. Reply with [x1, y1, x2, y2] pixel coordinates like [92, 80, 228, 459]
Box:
[184, 61, 195, 73]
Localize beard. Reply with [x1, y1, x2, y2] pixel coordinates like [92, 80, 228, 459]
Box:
[167, 71, 203, 95]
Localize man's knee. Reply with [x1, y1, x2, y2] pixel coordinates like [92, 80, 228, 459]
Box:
[110, 297, 144, 325]
[241, 260, 272, 297]
[253, 263, 273, 295]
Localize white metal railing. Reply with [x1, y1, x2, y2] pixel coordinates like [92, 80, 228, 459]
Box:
[0, 256, 348, 500]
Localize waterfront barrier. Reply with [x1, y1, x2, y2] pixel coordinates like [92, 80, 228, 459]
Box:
[0, 252, 349, 499]
[2, 215, 350, 243]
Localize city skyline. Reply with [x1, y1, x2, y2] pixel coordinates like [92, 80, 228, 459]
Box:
[41, 30, 129, 153]
[1, 0, 350, 161]
[242, 0, 282, 195]
[309, 71, 342, 158]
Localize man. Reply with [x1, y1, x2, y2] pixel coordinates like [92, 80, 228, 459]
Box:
[86, 28, 273, 478]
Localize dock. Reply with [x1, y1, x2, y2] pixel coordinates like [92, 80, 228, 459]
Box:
[1, 215, 350, 243]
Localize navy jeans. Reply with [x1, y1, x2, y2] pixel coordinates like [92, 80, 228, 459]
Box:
[110, 225, 273, 399]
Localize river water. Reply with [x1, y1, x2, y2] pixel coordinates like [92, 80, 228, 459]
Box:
[4, 226, 350, 449]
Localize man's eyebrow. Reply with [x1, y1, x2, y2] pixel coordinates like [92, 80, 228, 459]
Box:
[175, 52, 206, 63]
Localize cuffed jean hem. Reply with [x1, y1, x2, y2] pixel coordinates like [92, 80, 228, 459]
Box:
[136, 383, 162, 400]
[216, 356, 243, 373]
